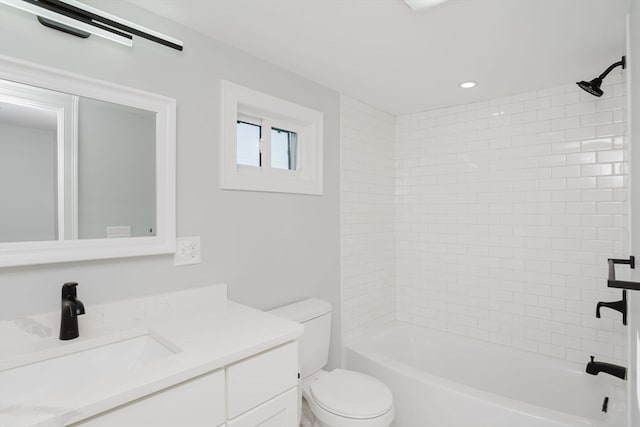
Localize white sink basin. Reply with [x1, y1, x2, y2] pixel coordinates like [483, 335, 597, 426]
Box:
[0, 333, 177, 407]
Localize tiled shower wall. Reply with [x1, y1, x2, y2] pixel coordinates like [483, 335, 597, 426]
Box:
[395, 73, 628, 364]
[341, 95, 396, 344]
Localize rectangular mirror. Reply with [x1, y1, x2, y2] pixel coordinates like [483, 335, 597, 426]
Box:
[76, 98, 156, 240]
[0, 56, 176, 267]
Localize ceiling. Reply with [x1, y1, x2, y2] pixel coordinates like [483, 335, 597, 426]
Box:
[129, 0, 630, 115]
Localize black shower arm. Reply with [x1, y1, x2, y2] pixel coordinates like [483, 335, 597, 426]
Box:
[599, 56, 626, 80]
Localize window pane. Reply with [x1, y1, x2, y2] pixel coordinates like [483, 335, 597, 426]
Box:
[237, 121, 261, 167]
[271, 127, 298, 170]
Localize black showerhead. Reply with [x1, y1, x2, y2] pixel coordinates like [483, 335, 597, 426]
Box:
[577, 56, 626, 97]
[577, 77, 604, 97]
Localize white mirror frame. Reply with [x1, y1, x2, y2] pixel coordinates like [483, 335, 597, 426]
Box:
[0, 56, 176, 267]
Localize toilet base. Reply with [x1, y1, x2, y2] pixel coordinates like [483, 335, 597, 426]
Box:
[300, 399, 314, 427]
[300, 397, 335, 427]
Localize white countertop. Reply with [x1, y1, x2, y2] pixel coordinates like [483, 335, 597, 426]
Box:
[0, 284, 303, 427]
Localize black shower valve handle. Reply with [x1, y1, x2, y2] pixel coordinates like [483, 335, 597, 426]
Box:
[595, 290, 627, 326]
[606, 256, 640, 294]
[607, 256, 635, 269]
[607, 256, 635, 281]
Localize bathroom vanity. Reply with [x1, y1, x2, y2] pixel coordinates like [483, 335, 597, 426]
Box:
[0, 284, 302, 427]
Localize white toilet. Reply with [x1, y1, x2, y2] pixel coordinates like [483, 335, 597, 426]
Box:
[270, 298, 394, 427]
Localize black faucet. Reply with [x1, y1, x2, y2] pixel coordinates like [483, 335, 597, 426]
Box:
[586, 356, 626, 380]
[60, 282, 85, 340]
[596, 290, 627, 325]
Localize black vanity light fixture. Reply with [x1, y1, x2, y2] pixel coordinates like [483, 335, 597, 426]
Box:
[0, 0, 184, 51]
[576, 56, 625, 97]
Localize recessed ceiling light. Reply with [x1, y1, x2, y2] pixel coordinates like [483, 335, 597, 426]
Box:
[460, 81, 477, 89]
[402, 0, 450, 11]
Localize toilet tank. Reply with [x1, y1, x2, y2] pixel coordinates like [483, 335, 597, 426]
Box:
[269, 298, 332, 379]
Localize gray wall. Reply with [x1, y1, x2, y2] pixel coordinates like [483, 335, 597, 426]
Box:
[629, 2, 640, 424]
[78, 98, 156, 239]
[0, 123, 56, 242]
[0, 1, 342, 367]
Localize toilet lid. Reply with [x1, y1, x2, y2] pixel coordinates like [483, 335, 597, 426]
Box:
[309, 369, 393, 419]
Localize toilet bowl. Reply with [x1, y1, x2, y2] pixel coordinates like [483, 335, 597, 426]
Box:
[301, 370, 394, 427]
[269, 299, 394, 427]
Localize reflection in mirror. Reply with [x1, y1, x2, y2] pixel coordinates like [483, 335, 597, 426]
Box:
[0, 102, 58, 242]
[0, 80, 157, 243]
[77, 98, 156, 239]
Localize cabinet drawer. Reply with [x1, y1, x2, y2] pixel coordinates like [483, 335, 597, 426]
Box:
[227, 342, 298, 418]
[227, 387, 298, 427]
[73, 370, 225, 427]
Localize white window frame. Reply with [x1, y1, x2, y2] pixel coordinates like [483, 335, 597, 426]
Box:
[220, 80, 323, 195]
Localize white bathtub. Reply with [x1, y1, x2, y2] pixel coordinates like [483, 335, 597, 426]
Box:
[344, 322, 626, 427]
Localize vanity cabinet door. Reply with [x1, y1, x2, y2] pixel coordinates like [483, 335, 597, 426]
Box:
[72, 370, 225, 427]
[226, 388, 298, 427]
[226, 342, 298, 418]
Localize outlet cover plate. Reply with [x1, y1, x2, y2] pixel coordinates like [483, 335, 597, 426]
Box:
[174, 236, 201, 266]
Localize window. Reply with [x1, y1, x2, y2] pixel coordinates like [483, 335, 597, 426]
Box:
[220, 81, 323, 195]
[236, 117, 261, 167]
[271, 127, 298, 170]
[235, 115, 298, 171]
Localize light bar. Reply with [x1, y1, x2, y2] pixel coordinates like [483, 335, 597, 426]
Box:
[0, 0, 184, 51]
[58, 0, 183, 49]
[0, 0, 132, 46]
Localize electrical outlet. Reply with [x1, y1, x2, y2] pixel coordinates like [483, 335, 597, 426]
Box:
[174, 236, 202, 266]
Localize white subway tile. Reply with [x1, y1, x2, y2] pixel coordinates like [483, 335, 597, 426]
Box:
[524, 97, 551, 111]
[341, 96, 396, 344]
[565, 101, 596, 117]
[552, 166, 581, 178]
[552, 333, 581, 350]
[552, 141, 581, 153]
[566, 152, 596, 165]
[597, 202, 626, 215]
[581, 190, 613, 202]
[526, 328, 552, 343]
[378, 84, 628, 363]
[581, 215, 613, 227]
[538, 106, 566, 121]
[566, 127, 596, 141]
[597, 123, 625, 138]
[581, 138, 613, 151]
[580, 112, 613, 127]
[613, 110, 625, 124]
[512, 111, 538, 124]
[538, 343, 566, 359]
[597, 150, 625, 163]
[552, 117, 579, 131]
[596, 97, 625, 112]
[566, 177, 596, 189]
[581, 164, 613, 177]
[552, 92, 581, 107]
